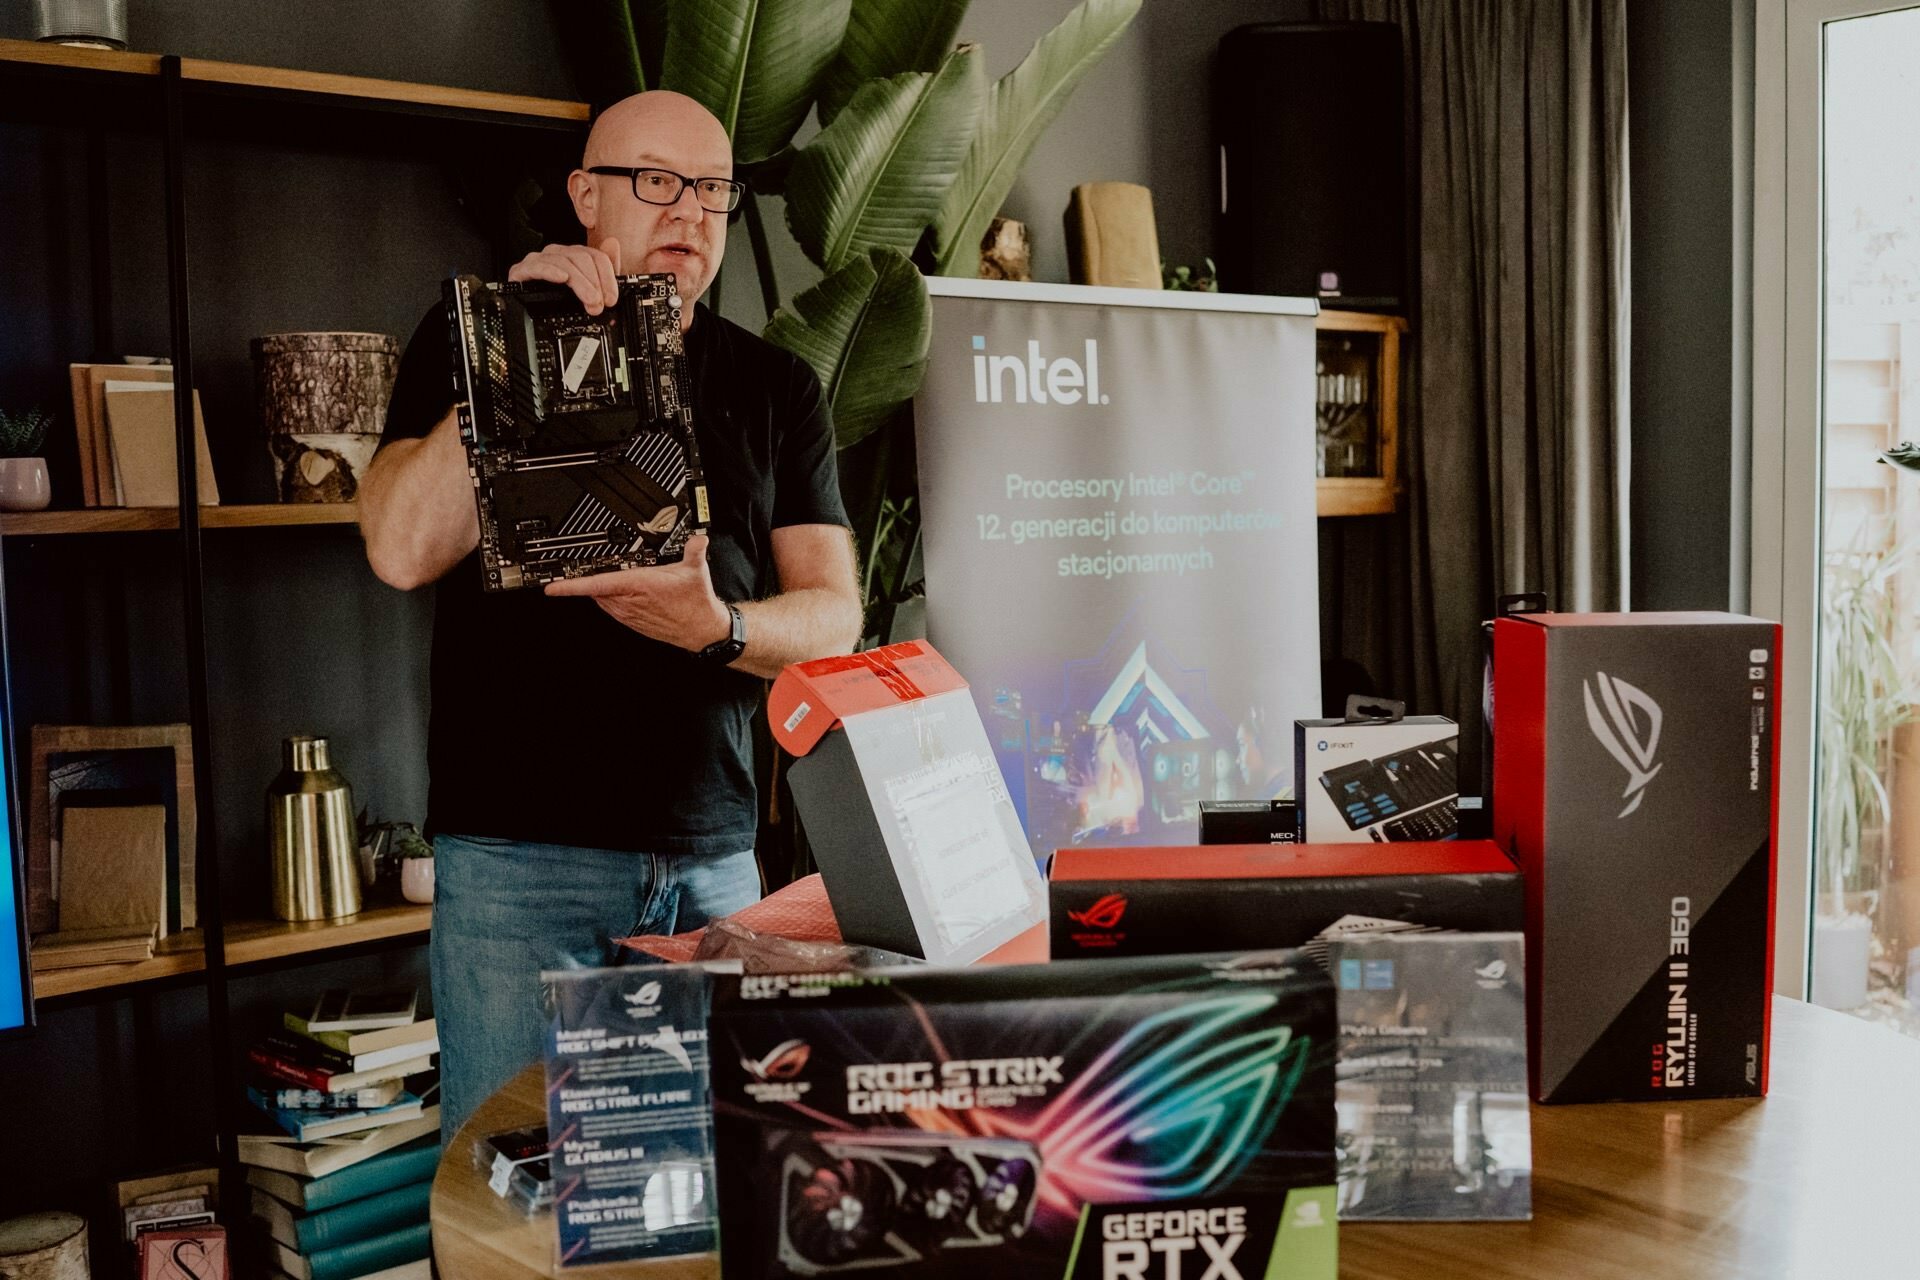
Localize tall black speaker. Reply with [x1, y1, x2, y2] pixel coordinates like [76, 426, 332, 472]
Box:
[1215, 23, 1407, 309]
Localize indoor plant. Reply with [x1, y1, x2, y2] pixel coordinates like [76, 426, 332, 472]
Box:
[1813, 533, 1918, 1008]
[395, 827, 435, 904]
[0, 407, 52, 512]
[551, 0, 1143, 644]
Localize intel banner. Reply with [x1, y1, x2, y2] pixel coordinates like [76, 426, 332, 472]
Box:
[915, 278, 1321, 860]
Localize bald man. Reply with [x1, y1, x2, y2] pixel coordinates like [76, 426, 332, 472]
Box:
[360, 91, 861, 1133]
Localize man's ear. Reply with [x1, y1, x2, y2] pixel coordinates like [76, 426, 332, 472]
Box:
[567, 169, 597, 230]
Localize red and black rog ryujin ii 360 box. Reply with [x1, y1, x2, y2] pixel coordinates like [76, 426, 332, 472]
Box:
[1049, 841, 1521, 960]
[708, 954, 1340, 1280]
[1491, 611, 1781, 1103]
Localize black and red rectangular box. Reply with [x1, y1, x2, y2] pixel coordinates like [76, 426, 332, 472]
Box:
[1048, 841, 1521, 959]
[1491, 611, 1780, 1103]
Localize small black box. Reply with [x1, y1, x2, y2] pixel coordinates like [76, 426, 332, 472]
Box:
[1198, 799, 1299, 844]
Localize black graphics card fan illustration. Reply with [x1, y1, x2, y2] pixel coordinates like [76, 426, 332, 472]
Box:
[775, 1133, 1041, 1275]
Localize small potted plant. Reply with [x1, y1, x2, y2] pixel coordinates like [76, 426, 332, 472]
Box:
[396, 827, 435, 904]
[0, 407, 52, 511]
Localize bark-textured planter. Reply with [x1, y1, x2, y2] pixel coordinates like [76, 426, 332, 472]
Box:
[252, 332, 399, 503]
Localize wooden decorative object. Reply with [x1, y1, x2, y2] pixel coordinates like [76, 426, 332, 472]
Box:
[251, 332, 398, 503]
[27, 724, 196, 935]
[1315, 310, 1407, 518]
[0, 1212, 88, 1280]
[1063, 182, 1162, 289]
[978, 216, 1032, 282]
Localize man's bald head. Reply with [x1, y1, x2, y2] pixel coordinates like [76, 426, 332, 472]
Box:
[582, 91, 732, 171]
[567, 90, 736, 317]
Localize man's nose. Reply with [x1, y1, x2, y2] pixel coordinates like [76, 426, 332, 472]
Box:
[666, 183, 704, 220]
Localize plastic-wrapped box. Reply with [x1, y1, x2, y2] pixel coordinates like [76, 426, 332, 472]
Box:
[473, 1126, 554, 1215]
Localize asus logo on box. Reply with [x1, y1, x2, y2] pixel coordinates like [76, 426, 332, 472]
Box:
[971, 335, 1108, 405]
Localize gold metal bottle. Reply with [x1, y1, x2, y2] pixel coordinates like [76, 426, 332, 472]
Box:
[268, 735, 361, 921]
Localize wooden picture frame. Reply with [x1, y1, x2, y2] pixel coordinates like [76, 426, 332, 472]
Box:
[26, 724, 196, 935]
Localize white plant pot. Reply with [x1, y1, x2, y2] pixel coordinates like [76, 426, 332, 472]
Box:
[401, 857, 435, 904]
[1810, 910, 1872, 1010]
[0, 458, 51, 511]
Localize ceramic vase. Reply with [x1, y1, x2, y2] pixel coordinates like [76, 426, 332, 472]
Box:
[0, 459, 51, 512]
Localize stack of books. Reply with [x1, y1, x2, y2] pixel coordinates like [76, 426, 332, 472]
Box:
[247, 1137, 440, 1280]
[240, 989, 440, 1280]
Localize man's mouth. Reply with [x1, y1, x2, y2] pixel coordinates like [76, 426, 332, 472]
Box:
[653, 243, 700, 259]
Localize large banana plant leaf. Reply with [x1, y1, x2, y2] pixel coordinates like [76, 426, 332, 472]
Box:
[816, 0, 973, 127]
[544, 0, 667, 109]
[660, 0, 852, 166]
[784, 47, 985, 274]
[932, 0, 1142, 275]
[764, 247, 930, 450]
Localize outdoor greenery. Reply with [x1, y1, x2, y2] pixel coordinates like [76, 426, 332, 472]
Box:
[1817, 536, 1920, 904]
[550, 0, 1143, 644]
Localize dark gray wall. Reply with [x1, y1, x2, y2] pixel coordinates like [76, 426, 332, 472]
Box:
[1628, 0, 1753, 611]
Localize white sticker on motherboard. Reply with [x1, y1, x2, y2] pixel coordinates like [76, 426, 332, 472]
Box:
[561, 335, 602, 393]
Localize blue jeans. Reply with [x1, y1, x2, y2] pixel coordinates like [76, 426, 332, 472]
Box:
[429, 834, 762, 1138]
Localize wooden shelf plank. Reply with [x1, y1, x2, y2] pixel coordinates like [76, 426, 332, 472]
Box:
[0, 504, 362, 535]
[224, 898, 431, 966]
[31, 895, 429, 1000]
[0, 39, 587, 126]
[0, 37, 161, 77]
[179, 58, 588, 124]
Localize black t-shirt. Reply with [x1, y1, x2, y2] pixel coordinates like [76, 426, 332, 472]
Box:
[379, 299, 849, 856]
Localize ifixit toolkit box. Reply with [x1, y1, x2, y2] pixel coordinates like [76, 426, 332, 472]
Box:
[769, 642, 1047, 966]
[1491, 611, 1780, 1103]
[1049, 841, 1520, 959]
[708, 953, 1338, 1280]
[1295, 704, 1459, 843]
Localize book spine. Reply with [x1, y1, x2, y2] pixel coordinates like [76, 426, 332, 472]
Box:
[307, 1221, 431, 1280]
[262, 1030, 353, 1073]
[296, 1181, 432, 1255]
[248, 1048, 331, 1092]
[303, 1142, 442, 1213]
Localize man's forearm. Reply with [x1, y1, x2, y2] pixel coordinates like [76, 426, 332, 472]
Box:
[360, 411, 479, 590]
[732, 586, 863, 680]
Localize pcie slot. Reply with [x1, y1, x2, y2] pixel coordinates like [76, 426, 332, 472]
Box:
[510, 452, 602, 471]
[522, 531, 611, 552]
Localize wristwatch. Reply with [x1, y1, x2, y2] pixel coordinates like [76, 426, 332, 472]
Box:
[698, 602, 746, 664]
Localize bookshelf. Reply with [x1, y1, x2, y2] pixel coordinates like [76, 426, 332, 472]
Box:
[0, 504, 363, 536]
[31, 898, 433, 1001]
[0, 34, 587, 1224]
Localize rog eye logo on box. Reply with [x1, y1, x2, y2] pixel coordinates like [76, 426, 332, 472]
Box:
[1067, 894, 1129, 929]
[744, 1038, 813, 1082]
[622, 980, 663, 1010]
[1582, 671, 1665, 817]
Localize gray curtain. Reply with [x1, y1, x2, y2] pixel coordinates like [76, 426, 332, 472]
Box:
[1315, 0, 1629, 787]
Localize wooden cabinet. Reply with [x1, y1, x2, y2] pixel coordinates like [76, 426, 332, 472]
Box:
[1315, 310, 1407, 517]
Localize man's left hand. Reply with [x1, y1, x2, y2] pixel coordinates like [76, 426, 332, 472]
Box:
[544, 534, 731, 653]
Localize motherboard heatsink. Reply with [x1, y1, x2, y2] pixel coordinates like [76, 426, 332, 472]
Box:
[443, 271, 710, 592]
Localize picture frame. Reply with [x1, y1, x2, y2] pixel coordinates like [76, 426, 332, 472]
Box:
[27, 725, 196, 936]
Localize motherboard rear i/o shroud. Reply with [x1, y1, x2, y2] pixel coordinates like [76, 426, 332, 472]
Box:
[444, 271, 710, 592]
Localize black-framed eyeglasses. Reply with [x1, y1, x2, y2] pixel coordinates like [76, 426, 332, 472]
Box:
[586, 166, 746, 214]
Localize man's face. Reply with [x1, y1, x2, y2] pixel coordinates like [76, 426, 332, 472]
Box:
[572, 99, 732, 309]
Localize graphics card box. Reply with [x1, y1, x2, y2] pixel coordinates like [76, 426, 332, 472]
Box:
[1049, 841, 1521, 959]
[1491, 611, 1780, 1103]
[1330, 932, 1531, 1221]
[709, 954, 1338, 1280]
[769, 643, 1048, 966]
[1296, 715, 1460, 843]
[1198, 799, 1299, 844]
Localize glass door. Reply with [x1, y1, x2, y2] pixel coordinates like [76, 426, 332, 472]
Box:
[1758, 0, 1920, 1032]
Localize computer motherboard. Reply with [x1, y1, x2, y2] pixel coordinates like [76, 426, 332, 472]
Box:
[443, 271, 709, 592]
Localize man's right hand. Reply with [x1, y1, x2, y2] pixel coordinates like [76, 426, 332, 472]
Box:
[508, 238, 623, 314]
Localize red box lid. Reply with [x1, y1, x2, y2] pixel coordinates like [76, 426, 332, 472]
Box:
[768, 641, 970, 757]
[1050, 839, 1515, 882]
